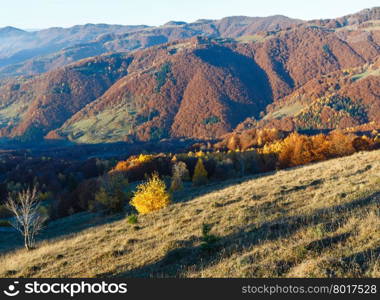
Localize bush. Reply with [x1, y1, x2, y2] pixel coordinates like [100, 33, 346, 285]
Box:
[170, 174, 183, 192]
[170, 161, 189, 192]
[328, 130, 356, 157]
[127, 214, 138, 224]
[212, 158, 236, 180]
[201, 223, 220, 252]
[39, 191, 53, 202]
[111, 154, 172, 182]
[113, 154, 154, 172]
[38, 205, 51, 222]
[281, 133, 315, 167]
[130, 173, 171, 215]
[223, 128, 284, 151]
[92, 174, 129, 214]
[192, 159, 208, 186]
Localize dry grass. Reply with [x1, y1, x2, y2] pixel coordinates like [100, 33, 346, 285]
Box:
[1, 150, 380, 278]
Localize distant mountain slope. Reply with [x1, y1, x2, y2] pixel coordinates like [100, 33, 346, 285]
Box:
[45, 38, 273, 143]
[0, 16, 302, 78]
[309, 7, 380, 28]
[1, 7, 379, 79]
[0, 26, 27, 38]
[253, 57, 380, 132]
[1, 149, 379, 278]
[0, 24, 145, 69]
[53, 25, 380, 143]
[0, 54, 132, 140]
[0, 8, 379, 143]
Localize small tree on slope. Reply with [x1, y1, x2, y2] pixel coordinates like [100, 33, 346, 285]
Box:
[192, 158, 208, 186]
[6, 186, 46, 250]
[130, 173, 171, 215]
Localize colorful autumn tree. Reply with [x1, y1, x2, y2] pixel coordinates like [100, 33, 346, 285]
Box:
[192, 159, 208, 186]
[130, 173, 171, 215]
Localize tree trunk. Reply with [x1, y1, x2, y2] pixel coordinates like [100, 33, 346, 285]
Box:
[24, 235, 30, 250]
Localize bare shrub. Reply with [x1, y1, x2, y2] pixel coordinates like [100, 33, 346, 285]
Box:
[170, 161, 189, 191]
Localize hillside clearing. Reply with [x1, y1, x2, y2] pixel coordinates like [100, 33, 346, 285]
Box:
[1, 150, 380, 278]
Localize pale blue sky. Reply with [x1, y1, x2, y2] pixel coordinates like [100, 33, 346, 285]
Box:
[1, 0, 379, 29]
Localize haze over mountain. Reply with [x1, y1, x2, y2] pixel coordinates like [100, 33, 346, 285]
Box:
[0, 7, 379, 144]
[0, 15, 301, 78]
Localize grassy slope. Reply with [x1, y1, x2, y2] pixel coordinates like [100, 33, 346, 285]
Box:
[1, 150, 380, 278]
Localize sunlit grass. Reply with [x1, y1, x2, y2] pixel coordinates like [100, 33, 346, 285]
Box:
[1, 150, 380, 278]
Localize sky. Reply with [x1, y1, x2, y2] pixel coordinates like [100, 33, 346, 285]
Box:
[1, 0, 379, 29]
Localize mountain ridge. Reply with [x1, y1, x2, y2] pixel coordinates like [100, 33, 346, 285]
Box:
[0, 7, 379, 143]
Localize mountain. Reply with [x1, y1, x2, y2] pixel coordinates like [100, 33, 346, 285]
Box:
[2, 38, 273, 143]
[0, 8, 379, 143]
[309, 7, 380, 28]
[0, 24, 147, 71]
[0, 53, 132, 141]
[0, 26, 27, 38]
[2, 8, 380, 79]
[0, 16, 301, 78]
[254, 57, 380, 132]
[3, 7, 380, 79]
[53, 23, 380, 143]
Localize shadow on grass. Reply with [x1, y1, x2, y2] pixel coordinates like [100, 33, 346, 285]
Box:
[114, 191, 380, 278]
[173, 170, 278, 204]
[305, 232, 351, 253]
[172, 157, 341, 206]
[340, 247, 380, 272]
[0, 167, 319, 255]
[321, 246, 380, 277]
[0, 212, 125, 254]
